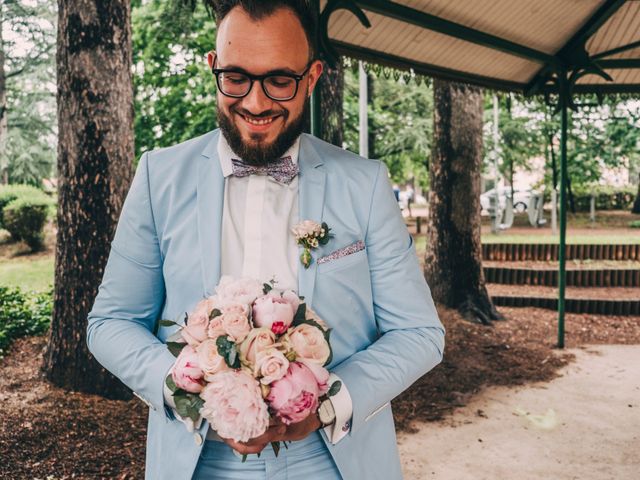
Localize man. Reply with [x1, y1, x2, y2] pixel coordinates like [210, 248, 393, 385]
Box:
[87, 1, 444, 479]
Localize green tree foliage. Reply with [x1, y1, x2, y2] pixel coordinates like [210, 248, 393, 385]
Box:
[343, 64, 432, 190]
[1, 0, 56, 185]
[132, 0, 218, 159]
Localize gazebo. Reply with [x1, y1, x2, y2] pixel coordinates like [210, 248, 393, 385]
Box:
[311, 0, 640, 347]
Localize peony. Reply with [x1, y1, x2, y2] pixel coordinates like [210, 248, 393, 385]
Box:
[196, 339, 229, 380]
[182, 298, 215, 346]
[267, 362, 325, 424]
[253, 290, 300, 334]
[288, 323, 330, 366]
[215, 276, 264, 306]
[221, 310, 251, 343]
[200, 370, 270, 443]
[171, 345, 205, 393]
[239, 327, 276, 368]
[255, 348, 289, 384]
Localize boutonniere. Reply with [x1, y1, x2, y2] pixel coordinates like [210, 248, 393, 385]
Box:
[291, 220, 332, 269]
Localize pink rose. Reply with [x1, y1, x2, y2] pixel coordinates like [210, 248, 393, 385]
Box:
[221, 310, 251, 342]
[181, 297, 219, 346]
[253, 291, 300, 334]
[267, 362, 323, 424]
[255, 348, 289, 384]
[196, 339, 229, 380]
[171, 345, 205, 393]
[200, 370, 270, 443]
[215, 276, 264, 306]
[288, 323, 330, 366]
[239, 327, 276, 368]
[207, 312, 225, 340]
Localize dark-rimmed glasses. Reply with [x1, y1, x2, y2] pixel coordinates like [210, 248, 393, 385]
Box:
[211, 58, 311, 102]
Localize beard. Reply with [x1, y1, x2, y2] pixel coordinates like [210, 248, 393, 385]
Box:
[217, 101, 309, 166]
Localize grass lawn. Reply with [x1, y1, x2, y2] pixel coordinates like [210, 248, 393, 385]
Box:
[0, 256, 54, 292]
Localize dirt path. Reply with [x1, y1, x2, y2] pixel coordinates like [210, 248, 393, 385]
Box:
[398, 345, 640, 480]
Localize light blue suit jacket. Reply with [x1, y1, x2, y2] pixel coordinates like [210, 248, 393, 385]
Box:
[87, 130, 445, 480]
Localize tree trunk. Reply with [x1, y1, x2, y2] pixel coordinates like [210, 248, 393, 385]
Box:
[632, 173, 640, 214]
[424, 79, 502, 325]
[319, 60, 343, 147]
[0, 3, 8, 185]
[43, 0, 134, 399]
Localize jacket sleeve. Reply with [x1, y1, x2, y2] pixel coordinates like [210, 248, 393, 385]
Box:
[86, 152, 176, 419]
[331, 161, 445, 435]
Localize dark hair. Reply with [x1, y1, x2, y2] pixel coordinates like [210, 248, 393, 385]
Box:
[213, 0, 317, 60]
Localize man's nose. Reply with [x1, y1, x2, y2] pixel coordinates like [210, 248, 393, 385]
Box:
[242, 80, 273, 114]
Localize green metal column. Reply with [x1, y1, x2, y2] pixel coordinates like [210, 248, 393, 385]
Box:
[557, 69, 569, 348]
[310, 0, 322, 138]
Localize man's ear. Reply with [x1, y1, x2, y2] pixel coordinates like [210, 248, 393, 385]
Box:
[207, 51, 216, 71]
[306, 59, 324, 97]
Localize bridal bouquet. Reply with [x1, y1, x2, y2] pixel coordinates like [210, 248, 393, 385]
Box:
[162, 276, 340, 449]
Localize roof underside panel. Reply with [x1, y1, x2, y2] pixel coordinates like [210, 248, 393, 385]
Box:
[587, 1, 640, 58]
[329, 9, 541, 84]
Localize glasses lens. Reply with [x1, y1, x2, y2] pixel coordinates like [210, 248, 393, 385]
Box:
[218, 72, 251, 96]
[263, 75, 297, 100]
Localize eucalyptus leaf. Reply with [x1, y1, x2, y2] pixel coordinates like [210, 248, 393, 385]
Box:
[271, 441, 280, 457]
[210, 308, 222, 319]
[165, 375, 177, 393]
[167, 341, 187, 357]
[292, 303, 306, 326]
[263, 283, 273, 294]
[328, 380, 342, 397]
[159, 319, 179, 327]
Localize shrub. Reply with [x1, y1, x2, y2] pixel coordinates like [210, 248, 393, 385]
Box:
[630, 220, 640, 229]
[571, 185, 636, 212]
[0, 287, 52, 358]
[0, 184, 49, 228]
[3, 197, 51, 251]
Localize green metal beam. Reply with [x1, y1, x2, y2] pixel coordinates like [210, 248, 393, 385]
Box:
[557, 0, 627, 61]
[334, 41, 526, 92]
[592, 40, 640, 60]
[354, 0, 557, 66]
[557, 70, 569, 349]
[597, 59, 640, 69]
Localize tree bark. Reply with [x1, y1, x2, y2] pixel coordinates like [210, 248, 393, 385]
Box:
[632, 172, 640, 214]
[0, 3, 8, 184]
[424, 79, 502, 325]
[43, 0, 134, 398]
[319, 60, 343, 147]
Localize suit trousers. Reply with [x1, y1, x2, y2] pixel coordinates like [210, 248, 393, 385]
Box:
[192, 431, 343, 480]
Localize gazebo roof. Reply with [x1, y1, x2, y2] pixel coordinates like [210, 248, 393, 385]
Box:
[322, 0, 640, 94]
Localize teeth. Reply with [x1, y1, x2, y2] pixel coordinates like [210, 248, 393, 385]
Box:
[244, 115, 275, 126]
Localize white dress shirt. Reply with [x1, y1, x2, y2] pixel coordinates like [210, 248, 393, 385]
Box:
[165, 133, 352, 445]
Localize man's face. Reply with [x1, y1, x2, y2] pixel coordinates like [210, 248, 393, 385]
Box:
[210, 7, 323, 165]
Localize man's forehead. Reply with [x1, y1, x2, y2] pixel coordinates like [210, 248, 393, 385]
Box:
[216, 6, 310, 71]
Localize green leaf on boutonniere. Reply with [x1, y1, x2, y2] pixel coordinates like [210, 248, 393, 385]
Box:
[292, 303, 307, 327]
[328, 380, 342, 397]
[166, 341, 187, 357]
[159, 319, 179, 327]
[165, 374, 178, 393]
[319, 222, 332, 245]
[209, 308, 222, 319]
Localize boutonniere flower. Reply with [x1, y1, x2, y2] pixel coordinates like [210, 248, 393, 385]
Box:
[291, 220, 332, 269]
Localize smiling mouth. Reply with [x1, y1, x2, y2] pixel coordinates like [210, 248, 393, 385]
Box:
[240, 113, 281, 126]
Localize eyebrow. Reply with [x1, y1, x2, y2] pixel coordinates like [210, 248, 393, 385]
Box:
[216, 64, 302, 76]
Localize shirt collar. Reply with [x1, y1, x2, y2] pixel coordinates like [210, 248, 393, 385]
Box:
[217, 132, 301, 179]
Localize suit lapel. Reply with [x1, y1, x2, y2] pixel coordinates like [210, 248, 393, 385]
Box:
[197, 131, 224, 297]
[297, 135, 326, 307]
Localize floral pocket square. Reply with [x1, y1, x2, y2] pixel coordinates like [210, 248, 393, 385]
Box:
[317, 240, 365, 265]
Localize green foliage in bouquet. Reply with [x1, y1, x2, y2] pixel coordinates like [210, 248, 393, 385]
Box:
[0, 287, 53, 357]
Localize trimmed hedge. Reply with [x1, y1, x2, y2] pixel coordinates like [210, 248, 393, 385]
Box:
[0, 287, 52, 358]
[0, 184, 53, 252]
[571, 185, 636, 212]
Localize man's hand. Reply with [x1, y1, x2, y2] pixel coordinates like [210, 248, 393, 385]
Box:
[280, 412, 322, 442]
[220, 423, 287, 455]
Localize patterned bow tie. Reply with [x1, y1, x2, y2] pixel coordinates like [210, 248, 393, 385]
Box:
[230, 156, 299, 184]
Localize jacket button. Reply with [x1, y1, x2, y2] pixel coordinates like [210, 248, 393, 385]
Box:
[194, 432, 203, 446]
